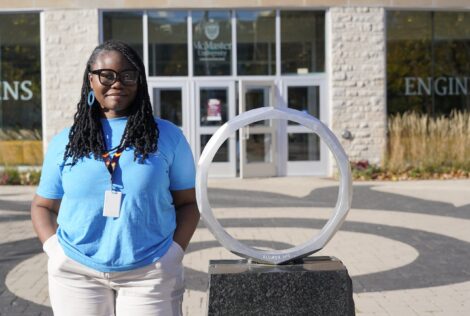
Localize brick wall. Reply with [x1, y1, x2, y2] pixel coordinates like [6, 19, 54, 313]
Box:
[330, 7, 387, 165]
[42, 9, 99, 149]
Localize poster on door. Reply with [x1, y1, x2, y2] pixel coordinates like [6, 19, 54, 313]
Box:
[207, 98, 222, 121]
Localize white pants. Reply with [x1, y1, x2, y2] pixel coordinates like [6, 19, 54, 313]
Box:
[43, 235, 185, 316]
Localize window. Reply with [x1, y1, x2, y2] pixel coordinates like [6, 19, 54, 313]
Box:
[387, 11, 470, 115]
[102, 10, 327, 78]
[288, 133, 320, 161]
[281, 11, 325, 74]
[103, 12, 144, 60]
[148, 11, 188, 76]
[193, 10, 232, 76]
[236, 10, 276, 76]
[287, 86, 320, 161]
[0, 13, 41, 165]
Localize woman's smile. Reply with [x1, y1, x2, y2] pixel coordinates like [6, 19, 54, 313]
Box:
[106, 93, 128, 98]
[89, 50, 138, 118]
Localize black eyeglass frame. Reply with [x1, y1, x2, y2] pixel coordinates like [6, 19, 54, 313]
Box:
[89, 68, 140, 86]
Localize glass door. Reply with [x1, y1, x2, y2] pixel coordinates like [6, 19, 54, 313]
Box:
[239, 80, 278, 178]
[148, 81, 192, 142]
[283, 79, 328, 176]
[195, 81, 236, 177]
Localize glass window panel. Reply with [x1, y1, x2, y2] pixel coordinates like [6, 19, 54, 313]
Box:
[287, 86, 320, 125]
[281, 11, 325, 74]
[200, 88, 228, 126]
[245, 87, 271, 126]
[103, 12, 143, 60]
[153, 88, 182, 126]
[201, 135, 228, 162]
[148, 11, 188, 76]
[433, 12, 470, 114]
[237, 10, 276, 76]
[386, 11, 433, 115]
[193, 11, 232, 76]
[387, 11, 470, 115]
[288, 133, 320, 161]
[0, 13, 41, 140]
[247, 134, 272, 163]
[0, 13, 42, 165]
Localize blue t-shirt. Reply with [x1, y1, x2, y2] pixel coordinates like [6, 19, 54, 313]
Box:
[37, 117, 195, 272]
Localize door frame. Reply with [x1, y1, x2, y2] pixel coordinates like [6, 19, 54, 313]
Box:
[238, 79, 278, 178]
[194, 80, 236, 178]
[147, 79, 193, 149]
[281, 78, 329, 176]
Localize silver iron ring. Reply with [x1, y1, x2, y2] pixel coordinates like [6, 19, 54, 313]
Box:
[196, 107, 352, 264]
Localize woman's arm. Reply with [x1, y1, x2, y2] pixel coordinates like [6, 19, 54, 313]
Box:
[171, 188, 200, 251]
[31, 194, 61, 244]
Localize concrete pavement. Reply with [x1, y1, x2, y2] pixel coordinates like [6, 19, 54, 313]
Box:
[1, 177, 469, 315]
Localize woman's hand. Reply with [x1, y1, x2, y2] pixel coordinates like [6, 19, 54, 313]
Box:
[31, 194, 61, 244]
[171, 188, 200, 251]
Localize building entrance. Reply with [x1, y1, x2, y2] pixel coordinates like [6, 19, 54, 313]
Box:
[149, 78, 327, 178]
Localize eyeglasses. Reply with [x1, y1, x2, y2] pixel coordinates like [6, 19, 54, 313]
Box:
[90, 69, 140, 86]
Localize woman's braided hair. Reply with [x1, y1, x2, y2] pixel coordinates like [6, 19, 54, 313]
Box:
[64, 40, 158, 165]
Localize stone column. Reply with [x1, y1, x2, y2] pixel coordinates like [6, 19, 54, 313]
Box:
[42, 9, 99, 150]
[329, 7, 387, 165]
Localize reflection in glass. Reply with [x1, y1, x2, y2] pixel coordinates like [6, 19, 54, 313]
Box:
[201, 135, 229, 162]
[153, 88, 182, 126]
[288, 133, 320, 161]
[0, 13, 41, 140]
[103, 12, 143, 60]
[433, 12, 470, 114]
[0, 13, 42, 165]
[247, 134, 272, 163]
[245, 87, 270, 126]
[200, 88, 228, 126]
[281, 11, 325, 74]
[288, 86, 320, 125]
[148, 11, 188, 76]
[387, 11, 433, 114]
[237, 10, 276, 75]
[193, 11, 232, 76]
[387, 11, 470, 115]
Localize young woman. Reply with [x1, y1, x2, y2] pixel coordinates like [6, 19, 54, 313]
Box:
[31, 40, 199, 316]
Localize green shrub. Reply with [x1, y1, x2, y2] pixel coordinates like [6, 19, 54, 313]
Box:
[0, 168, 41, 185]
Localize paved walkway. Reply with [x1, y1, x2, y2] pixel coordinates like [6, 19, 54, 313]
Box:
[0, 177, 469, 315]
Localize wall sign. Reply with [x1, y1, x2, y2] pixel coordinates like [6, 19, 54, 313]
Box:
[0, 81, 33, 101]
[404, 76, 469, 96]
[194, 19, 231, 62]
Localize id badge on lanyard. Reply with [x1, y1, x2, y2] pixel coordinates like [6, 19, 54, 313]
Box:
[103, 190, 122, 217]
[102, 146, 125, 218]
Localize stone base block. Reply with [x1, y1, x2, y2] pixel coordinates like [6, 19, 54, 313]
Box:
[207, 256, 355, 316]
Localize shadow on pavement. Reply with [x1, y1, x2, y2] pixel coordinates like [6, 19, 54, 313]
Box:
[1, 184, 469, 313]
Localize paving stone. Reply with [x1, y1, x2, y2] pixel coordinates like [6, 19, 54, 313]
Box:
[1, 179, 470, 315]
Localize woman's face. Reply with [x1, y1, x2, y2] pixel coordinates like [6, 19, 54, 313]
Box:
[89, 50, 138, 118]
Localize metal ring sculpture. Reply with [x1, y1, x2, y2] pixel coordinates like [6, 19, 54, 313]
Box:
[196, 107, 352, 264]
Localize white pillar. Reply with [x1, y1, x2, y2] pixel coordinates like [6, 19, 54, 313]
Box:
[42, 9, 99, 150]
[329, 7, 387, 165]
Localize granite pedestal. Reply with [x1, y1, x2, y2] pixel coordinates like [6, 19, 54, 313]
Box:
[207, 256, 355, 316]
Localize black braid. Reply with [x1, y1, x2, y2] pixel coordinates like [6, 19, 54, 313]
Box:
[64, 40, 158, 165]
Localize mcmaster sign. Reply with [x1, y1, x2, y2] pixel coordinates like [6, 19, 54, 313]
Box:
[194, 41, 231, 62]
[404, 76, 469, 96]
[194, 19, 231, 63]
[0, 80, 33, 101]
